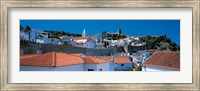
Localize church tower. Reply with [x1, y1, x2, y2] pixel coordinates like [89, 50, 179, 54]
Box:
[82, 29, 86, 37]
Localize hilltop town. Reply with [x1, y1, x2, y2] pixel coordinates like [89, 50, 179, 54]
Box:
[20, 25, 180, 71]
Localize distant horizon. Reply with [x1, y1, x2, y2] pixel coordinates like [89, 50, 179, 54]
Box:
[20, 20, 180, 45]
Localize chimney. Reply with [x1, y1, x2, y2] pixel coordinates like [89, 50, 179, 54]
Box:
[36, 49, 42, 55]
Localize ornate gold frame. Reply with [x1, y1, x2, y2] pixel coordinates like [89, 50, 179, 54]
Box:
[0, 0, 199, 90]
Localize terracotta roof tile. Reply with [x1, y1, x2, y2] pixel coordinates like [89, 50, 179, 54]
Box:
[144, 51, 180, 70]
[73, 36, 88, 40]
[20, 52, 83, 67]
[20, 52, 54, 67]
[81, 56, 112, 64]
[114, 57, 131, 64]
[55, 52, 84, 66]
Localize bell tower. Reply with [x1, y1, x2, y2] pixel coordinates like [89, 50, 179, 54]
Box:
[82, 29, 86, 37]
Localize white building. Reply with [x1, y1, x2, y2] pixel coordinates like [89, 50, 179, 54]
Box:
[73, 29, 100, 44]
[84, 41, 96, 48]
[73, 36, 88, 43]
[20, 29, 37, 42]
[59, 36, 72, 42]
[73, 29, 88, 43]
[132, 51, 151, 64]
[36, 38, 62, 45]
[36, 37, 52, 44]
[143, 51, 180, 71]
[134, 37, 139, 40]
[51, 38, 62, 45]
[20, 52, 115, 71]
[20, 30, 29, 40]
[114, 57, 132, 71]
[20, 51, 135, 71]
[20, 52, 85, 71]
[81, 56, 114, 71]
[84, 37, 97, 48]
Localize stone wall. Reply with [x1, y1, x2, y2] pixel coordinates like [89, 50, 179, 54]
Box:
[21, 42, 85, 54]
[21, 42, 117, 56]
[84, 48, 115, 56]
[126, 36, 166, 54]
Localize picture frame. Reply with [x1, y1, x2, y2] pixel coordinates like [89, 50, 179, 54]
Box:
[0, 0, 199, 90]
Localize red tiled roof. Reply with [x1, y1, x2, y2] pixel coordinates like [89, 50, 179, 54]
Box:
[73, 36, 88, 40]
[81, 56, 112, 64]
[114, 57, 131, 64]
[144, 51, 180, 70]
[90, 36, 99, 39]
[20, 52, 83, 67]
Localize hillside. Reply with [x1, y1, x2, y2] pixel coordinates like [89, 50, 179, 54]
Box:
[44, 30, 82, 37]
[138, 35, 180, 51]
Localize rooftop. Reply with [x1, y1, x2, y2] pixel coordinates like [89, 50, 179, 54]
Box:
[81, 56, 112, 64]
[20, 52, 83, 67]
[144, 51, 180, 70]
[73, 36, 88, 40]
[114, 57, 131, 64]
[20, 52, 132, 67]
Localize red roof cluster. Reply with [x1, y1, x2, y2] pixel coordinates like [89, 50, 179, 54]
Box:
[20, 52, 132, 67]
[81, 56, 112, 64]
[73, 36, 98, 41]
[114, 57, 131, 64]
[144, 51, 180, 70]
[73, 36, 88, 41]
[20, 52, 83, 67]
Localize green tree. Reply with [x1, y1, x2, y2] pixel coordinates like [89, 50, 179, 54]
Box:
[126, 67, 133, 71]
[20, 25, 24, 30]
[137, 64, 142, 71]
[63, 41, 68, 46]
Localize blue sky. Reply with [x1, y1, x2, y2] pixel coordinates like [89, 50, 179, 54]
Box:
[20, 20, 180, 45]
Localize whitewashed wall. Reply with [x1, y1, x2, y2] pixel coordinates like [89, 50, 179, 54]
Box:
[30, 32, 36, 42]
[20, 31, 36, 42]
[36, 38, 51, 44]
[21, 64, 84, 71]
[142, 66, 178, 71]
[74, 39, 87, 43]
[20, 31, 28, 40]
[21, 62, 116, 71]
[84, 64, 97, 71]
[84, 62, 114, 71]
[96, 62, 111, 71]
[109, 62, 115, 71]
[54, 64, 84, 71]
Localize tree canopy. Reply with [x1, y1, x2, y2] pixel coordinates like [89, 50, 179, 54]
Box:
[25, 26, 31, 32]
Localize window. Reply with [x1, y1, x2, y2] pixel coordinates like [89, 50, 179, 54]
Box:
[121, 64, 124, 66]
[88, 69, 94, 71]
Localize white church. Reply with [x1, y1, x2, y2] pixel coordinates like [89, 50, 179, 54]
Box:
[73, 29, 99, 48]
